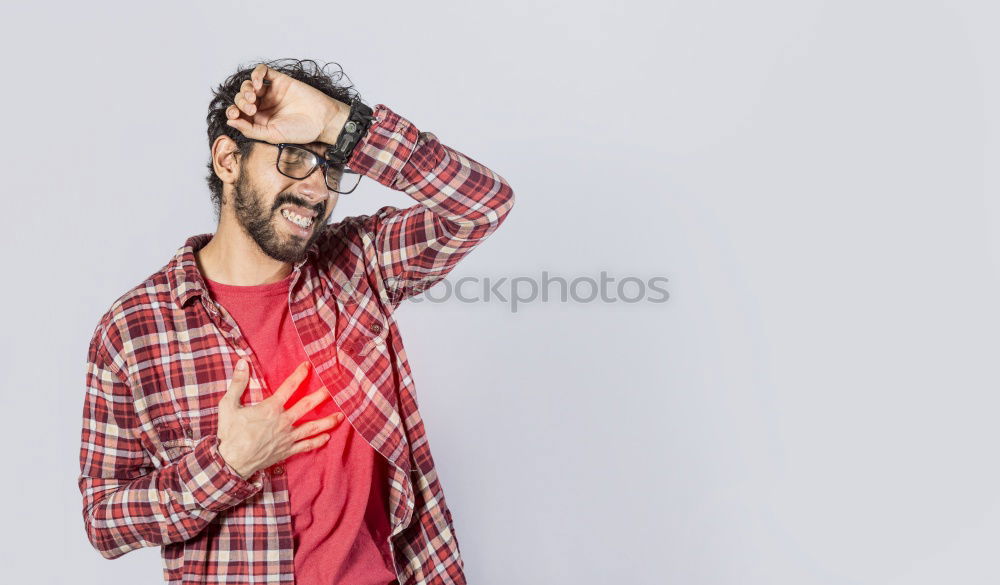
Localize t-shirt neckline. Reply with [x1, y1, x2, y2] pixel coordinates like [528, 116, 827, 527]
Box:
[204, 272, 293, 298]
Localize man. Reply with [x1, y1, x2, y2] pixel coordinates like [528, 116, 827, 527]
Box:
[78, 59, 514, 585]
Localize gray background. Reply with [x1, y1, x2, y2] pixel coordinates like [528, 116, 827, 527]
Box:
[2, 0, 999, 583]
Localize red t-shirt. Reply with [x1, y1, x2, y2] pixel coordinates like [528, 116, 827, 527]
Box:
[205, 273, 397, 585]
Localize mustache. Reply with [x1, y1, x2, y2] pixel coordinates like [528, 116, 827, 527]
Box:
[273, 194, 324, 217]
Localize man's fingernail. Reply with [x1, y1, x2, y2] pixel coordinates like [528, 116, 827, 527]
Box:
[236, 358, 247, 371]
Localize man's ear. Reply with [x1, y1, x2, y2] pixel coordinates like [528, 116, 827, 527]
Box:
[212, 135, 244, 187]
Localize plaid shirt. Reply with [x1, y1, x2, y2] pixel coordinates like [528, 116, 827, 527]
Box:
[78, 103, 514, 585]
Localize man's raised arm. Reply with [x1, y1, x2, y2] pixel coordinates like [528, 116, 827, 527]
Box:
[331, 104, 515, 307]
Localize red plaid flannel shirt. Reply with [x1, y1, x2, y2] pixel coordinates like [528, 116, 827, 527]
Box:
[78, 103, 514, 585]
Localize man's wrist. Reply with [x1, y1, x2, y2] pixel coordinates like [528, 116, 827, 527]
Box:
[217, 438, 253, 479]
[319, 97, 351, 145]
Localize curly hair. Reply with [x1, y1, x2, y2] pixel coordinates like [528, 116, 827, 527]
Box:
[204, 58, 361, 219]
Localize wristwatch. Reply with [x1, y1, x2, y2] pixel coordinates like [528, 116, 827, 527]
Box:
[326, 98, 374, 166]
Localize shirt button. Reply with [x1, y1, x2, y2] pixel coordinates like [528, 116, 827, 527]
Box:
[370, 323, 382, 335]
[272, 466, 284, 476]
[184, 428, 194, 438]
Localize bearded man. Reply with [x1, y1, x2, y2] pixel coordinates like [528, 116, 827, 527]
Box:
[77, 58, 514, 585]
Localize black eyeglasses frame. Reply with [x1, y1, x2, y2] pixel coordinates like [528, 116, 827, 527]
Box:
[242, 138, 362, 194]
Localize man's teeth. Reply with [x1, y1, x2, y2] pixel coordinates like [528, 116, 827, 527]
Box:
[281, 209, 314, 228]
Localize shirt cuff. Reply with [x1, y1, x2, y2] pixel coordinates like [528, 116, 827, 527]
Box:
[178, 434, 264, 512]
[347, 104, 422, 189]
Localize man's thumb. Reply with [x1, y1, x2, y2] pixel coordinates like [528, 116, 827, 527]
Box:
[223, 358, 250, 406]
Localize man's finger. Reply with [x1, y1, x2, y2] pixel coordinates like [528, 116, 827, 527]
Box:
[270, 361, 311, 404]
[226, 117, 248, 136]
[225, 117, 263, 141]
[252, 64, 272, 91]
[250, 64, 263, 91]
[283, 387, 334, 424]
[222, 358, 250, 407]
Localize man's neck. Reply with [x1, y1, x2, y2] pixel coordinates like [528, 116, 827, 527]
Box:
[195, 218, 292, 286]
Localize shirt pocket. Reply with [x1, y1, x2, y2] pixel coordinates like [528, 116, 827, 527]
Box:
[338, 299, 391, 359]
[354, 318, 390, 358]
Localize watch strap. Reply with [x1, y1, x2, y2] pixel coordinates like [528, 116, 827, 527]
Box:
[327, 99, 374, 166]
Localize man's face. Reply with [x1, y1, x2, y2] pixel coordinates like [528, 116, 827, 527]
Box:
[230, 142, 339, 263]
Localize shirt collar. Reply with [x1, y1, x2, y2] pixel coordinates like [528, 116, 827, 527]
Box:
[168, 232, 321, 310]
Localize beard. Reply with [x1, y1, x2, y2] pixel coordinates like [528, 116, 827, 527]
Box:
[232, 170, 326, 264]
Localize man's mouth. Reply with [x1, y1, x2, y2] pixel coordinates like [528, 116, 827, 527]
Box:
[280, 207, 315, 237]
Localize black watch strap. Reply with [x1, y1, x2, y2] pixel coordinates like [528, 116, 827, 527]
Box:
[327, 99, 374, 166]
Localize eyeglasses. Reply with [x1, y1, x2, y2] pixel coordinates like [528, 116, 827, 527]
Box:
[243, 138, 363, 194]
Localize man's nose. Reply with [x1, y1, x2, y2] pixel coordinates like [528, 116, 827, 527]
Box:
[296, 165, 331, 203]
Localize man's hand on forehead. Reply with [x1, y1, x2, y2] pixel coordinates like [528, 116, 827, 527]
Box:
[226, 64, 351, 149]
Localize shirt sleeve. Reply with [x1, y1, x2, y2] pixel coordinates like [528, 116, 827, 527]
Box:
[78, 324, 265, 560]
[342, 103, 516, 309]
